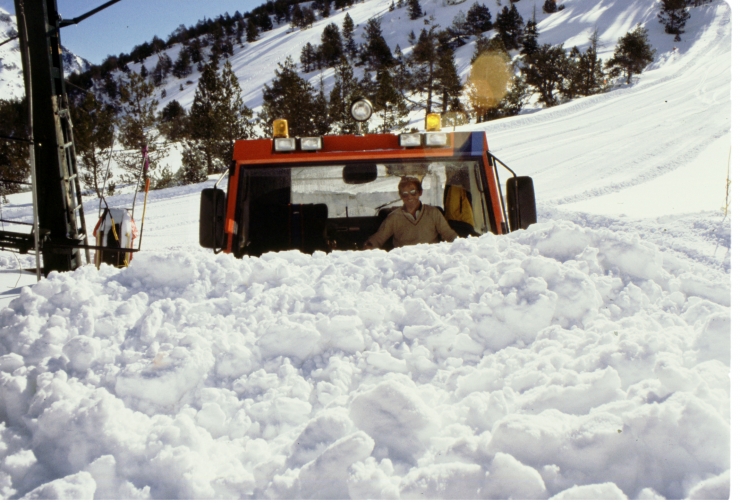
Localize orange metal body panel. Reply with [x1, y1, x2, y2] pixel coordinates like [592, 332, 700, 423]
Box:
[231, 135, 456, 165]
[481, 152, 506, 235]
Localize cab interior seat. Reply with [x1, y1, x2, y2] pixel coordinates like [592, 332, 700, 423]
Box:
[247, 202, 329, 255]
[443, 184, 479, 238]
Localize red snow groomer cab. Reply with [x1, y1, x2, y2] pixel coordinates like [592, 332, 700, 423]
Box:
[200, 101, 536, 257]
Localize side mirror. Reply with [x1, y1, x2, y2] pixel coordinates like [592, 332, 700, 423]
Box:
[199, 188, 226, 251]
[506, 176, 537, 232]
[343, 163, 377, 184]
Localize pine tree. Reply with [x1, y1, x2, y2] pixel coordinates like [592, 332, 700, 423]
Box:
[411, 27, 439, 113]
[300, 42, 317, 72]
[159, 100, 189, 141]
[493, 4, 525, 50]
[177, 141, 208, 185]
[342, 14, 358, 61]
[70, 93, 115, 198]
[209, 23, 225, 49]
[521, 9, 539, 58]
[435, 48, 463, 113]
[189, 60, 254, 174]
[372, 68, 409, 132]
[393, 44, 412, 92]
[260, 57, 325, 137]
[208, 43, 222, 64]
[222, 39, 234, 57]
[448, 11, 470, 48]
[360, 17, 395, 71]
[571, 30, 607, 96]
[246, 19, 260, 42]
[560, 46, 581, 101]
[407, 0, 423, 20]
[658, 0, 690, 42]
[314, 77, 332, 135]
[172, 48, 192, 78]
[605, 25, 656, 84]
[521, 43, 570, 107]
[359, 67, 375, 99]
[116, 72, 163, 186]
[290, 4, 305, 29]
[465, 2, 493, 35]
[188, 38, 203, 64]
[235, 19, 245, 46]
[274, 0, 291, 23]
[319, 23, 344, 68]
[302, 6, 317, 29]
[152, 53, 173, 87]
[542, 0, 558, 14]
[322, 0, 332, 18]
[328, 56, 364, 134]
[255, 11, 273, 31]
[487, 74, 528, 120]
[0, 98, 30, 200]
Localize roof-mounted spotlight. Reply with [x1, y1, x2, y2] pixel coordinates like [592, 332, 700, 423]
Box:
[350, 98, 374, 122]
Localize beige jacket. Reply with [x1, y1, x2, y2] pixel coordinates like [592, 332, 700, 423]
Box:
[366, 204, 458, 248]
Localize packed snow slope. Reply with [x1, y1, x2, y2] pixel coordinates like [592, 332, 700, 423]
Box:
[0, 0, 732, 500]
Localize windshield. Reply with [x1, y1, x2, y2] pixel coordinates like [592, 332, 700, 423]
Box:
[235, 160, 492, 255]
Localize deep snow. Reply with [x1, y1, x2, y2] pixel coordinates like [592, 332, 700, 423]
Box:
[0, 0, 734, 499]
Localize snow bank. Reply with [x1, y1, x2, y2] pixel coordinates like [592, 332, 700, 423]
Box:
[0, 220, 729, 499]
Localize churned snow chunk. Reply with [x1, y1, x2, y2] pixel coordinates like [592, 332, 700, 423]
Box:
[400, 462, 484, 499]
[347, 458, 400, 499]
[349, 380, 438, 461]
[685, 470, 730, 499]
[481, 452, 548, 499]
[297, 431, 374, 498]
[551, 481, 628, 499]
[19, 471, 96, 499]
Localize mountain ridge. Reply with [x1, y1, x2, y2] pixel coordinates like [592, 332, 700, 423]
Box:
[0, 6, 91, 100]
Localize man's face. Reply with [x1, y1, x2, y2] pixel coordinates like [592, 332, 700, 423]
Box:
[399, 183, 422, 210]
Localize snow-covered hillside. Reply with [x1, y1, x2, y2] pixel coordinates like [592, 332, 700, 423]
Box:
[125, 0, 716, 121]
[0, 0, 732, 500]
[0, 6, 90, 100]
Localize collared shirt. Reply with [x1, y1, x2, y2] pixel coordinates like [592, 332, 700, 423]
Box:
[402, 203, 423, 222]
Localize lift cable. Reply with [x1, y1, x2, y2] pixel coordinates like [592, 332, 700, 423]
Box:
[0, 133, 33, 144]
[58, 0, 124, 28]
[0, 0, 123, 47]
[0, 34, 18, 48]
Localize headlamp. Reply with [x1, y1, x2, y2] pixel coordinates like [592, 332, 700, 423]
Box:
[274, 137, 296, 151]
[425, 132, 448, 146]
[350, 98, 373, 122]
[300, 137, 322, 151]
[399, 133, 422, 147]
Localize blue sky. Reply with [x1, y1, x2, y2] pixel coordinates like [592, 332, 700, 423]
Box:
[2, 0, 263, 64]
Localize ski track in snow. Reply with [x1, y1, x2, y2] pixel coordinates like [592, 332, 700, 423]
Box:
[0, 0, 733, 500]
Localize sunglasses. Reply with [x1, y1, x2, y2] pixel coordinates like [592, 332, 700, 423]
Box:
[400, 189, 418, 197]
